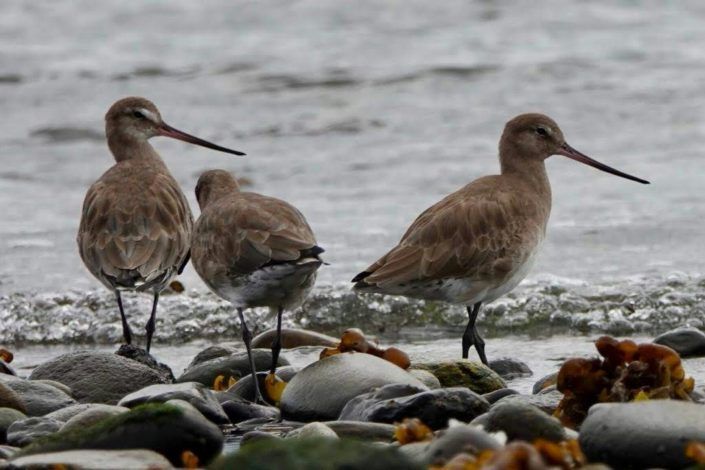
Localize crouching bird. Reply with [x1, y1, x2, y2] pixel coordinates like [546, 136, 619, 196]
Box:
[191, 169, 324, 402]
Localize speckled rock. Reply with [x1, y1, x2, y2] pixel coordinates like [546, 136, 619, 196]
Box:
[7, 416, 63, 447]
[9, 449, 174, 469]
[15, 402, 223, 467]
[654, 327, 705, 357]
[473, 399, 565, 442]
[252, 328, 338, 349]
[413, 360, 505, 394]
[0, 375, 75, 416]
[340, 385, 489, 430]
[28, 351, 168, 405]
[0, 408, 26, 443]
[280, 353, 427, 421]
[580, 401, 705, 469]
[118, 382, 228, 424]
[177, 349, 289, 387]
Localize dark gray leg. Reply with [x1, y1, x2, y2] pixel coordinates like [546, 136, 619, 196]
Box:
[238, 308, 265, 403]
[115, 290, 132, 345]
[270, 306, 284, 375]
[461, 302, 487, 364]
[145, 292, 159, 353]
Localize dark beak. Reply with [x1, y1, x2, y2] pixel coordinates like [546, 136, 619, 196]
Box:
[556, 143, 649, 184]
[158, 122, 245, 156]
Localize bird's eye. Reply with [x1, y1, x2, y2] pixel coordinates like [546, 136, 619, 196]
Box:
[132, 110, 146, 119]
[536, 127, 548, 137]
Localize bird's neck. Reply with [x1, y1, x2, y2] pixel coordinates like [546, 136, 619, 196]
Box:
[107, 131, 165, 166]
[500, 154, 552, 204]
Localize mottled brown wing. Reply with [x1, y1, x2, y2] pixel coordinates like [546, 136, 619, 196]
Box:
[357, 176, 547, 288]
[192, 192, 317, 281]
[77, 163, 192, 290]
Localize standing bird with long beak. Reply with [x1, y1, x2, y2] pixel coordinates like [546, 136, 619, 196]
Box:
[353, 113, 649, 364]
[191, 169, 324, 402]
[77, 97, 244, 352]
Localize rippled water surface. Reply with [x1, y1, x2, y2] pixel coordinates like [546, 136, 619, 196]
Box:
[1, 1, 704, 343]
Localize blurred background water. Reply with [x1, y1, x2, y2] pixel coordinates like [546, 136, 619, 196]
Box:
[1, 1, 704, 347]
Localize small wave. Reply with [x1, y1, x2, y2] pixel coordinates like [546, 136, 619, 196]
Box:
[1, 273, 703, 345]
[29, 127, 104, 143]
[254, 73, 361, 92]
[111, 65, 200, 81]
[0, 74, 23, 84]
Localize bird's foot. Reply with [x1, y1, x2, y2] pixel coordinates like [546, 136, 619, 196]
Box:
[264, 372, 287, 405]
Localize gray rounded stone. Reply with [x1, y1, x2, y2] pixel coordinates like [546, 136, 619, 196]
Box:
[0, 408, 27, 443]
[323, 421, 396, 442]
[251, 328, 338, 349]
[9, 449, 174, 469]
[118, 382, 228, 424]
[61, 406, 128, 433]
[28, 351, 168, 405]
[473, 399, 565, 443]
[424, 425, 501, 466]
[482, 388, 519, 404]
[177, 349, 289, 387]
[281, 353, 427, 421]
[286, 422, 338, 440]
[494, 390, 562, 415]
[408, 369, 442, 389]
[340, 385, 489, 430]
[654, 327, 705, 357]
[0, 375, 75, 416]
[7, 416, 62, 447]
[488, 357, 533, 380]
[0, 382, 26, 413]
[532, 372, 557, 394]
[221, 398, 279, 424]
[580, 401, 705, 469]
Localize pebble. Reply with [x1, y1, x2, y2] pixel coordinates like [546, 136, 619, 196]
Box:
[177, 349, 289, 387]
[482, 388, 519, 404]
[340, 385, 489, 430]
[0, 375, 75, 416]
[7, 416, 63, 447]
[580, 401, 705, 469]
[423, 424, 501, 466]
[488, 357, 533, 380]
[654, 327, 705, 357]
[413, 360, 505, 394]
[494, 391, 562, 415]
[472, 399, 565, 443]
[118, 382, 229, 424]
[280, 353, 427, 421]
[323, 421, 396, 442]
[221, 397, 280, 424]
[0, 408, 27, 443]
[532, 372, 557, 394]
[9, 449, 174, 469]
[28, 351, 168, 405]
[251, 328, 339, 349]
[286, 421, 339, 440]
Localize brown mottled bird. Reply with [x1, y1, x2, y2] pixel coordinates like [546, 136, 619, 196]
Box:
[353, 113, 649, 364]
[191, 169, 323, 402]
[77, 97, 244, 351]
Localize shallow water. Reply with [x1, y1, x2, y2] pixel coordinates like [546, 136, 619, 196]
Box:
[1, 0, 704, 298]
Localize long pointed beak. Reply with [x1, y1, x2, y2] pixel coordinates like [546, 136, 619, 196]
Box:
[556, 143, 649, 184]
[158, 122, 245, 156]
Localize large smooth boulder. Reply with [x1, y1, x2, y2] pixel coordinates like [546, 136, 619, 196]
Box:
[654, 327, 705, 357]
[580, 401, 705, 469]
[28, 351, 168, 405]
[280, 353, 427, 421]
[488, 357, 532, 380]
[472, 399, 565, 442]
[119, 382, 228, 424]
[340, 385, 489, 430]
[413, 360, 505, 394]
[210, 437, 423, 470]
[0, 375, 75, 416]
[177, 349, 289, 386]
[252, 328, 338, 349]
[10, 449, 173, 469]
[15, 402, 223, 467]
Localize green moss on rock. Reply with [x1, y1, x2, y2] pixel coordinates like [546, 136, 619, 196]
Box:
[414, 360, 505, 394]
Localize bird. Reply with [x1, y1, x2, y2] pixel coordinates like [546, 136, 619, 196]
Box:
[352, 113, 649, 365]
[191, 169, 324, 402]
[77, 97, 244, 352]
